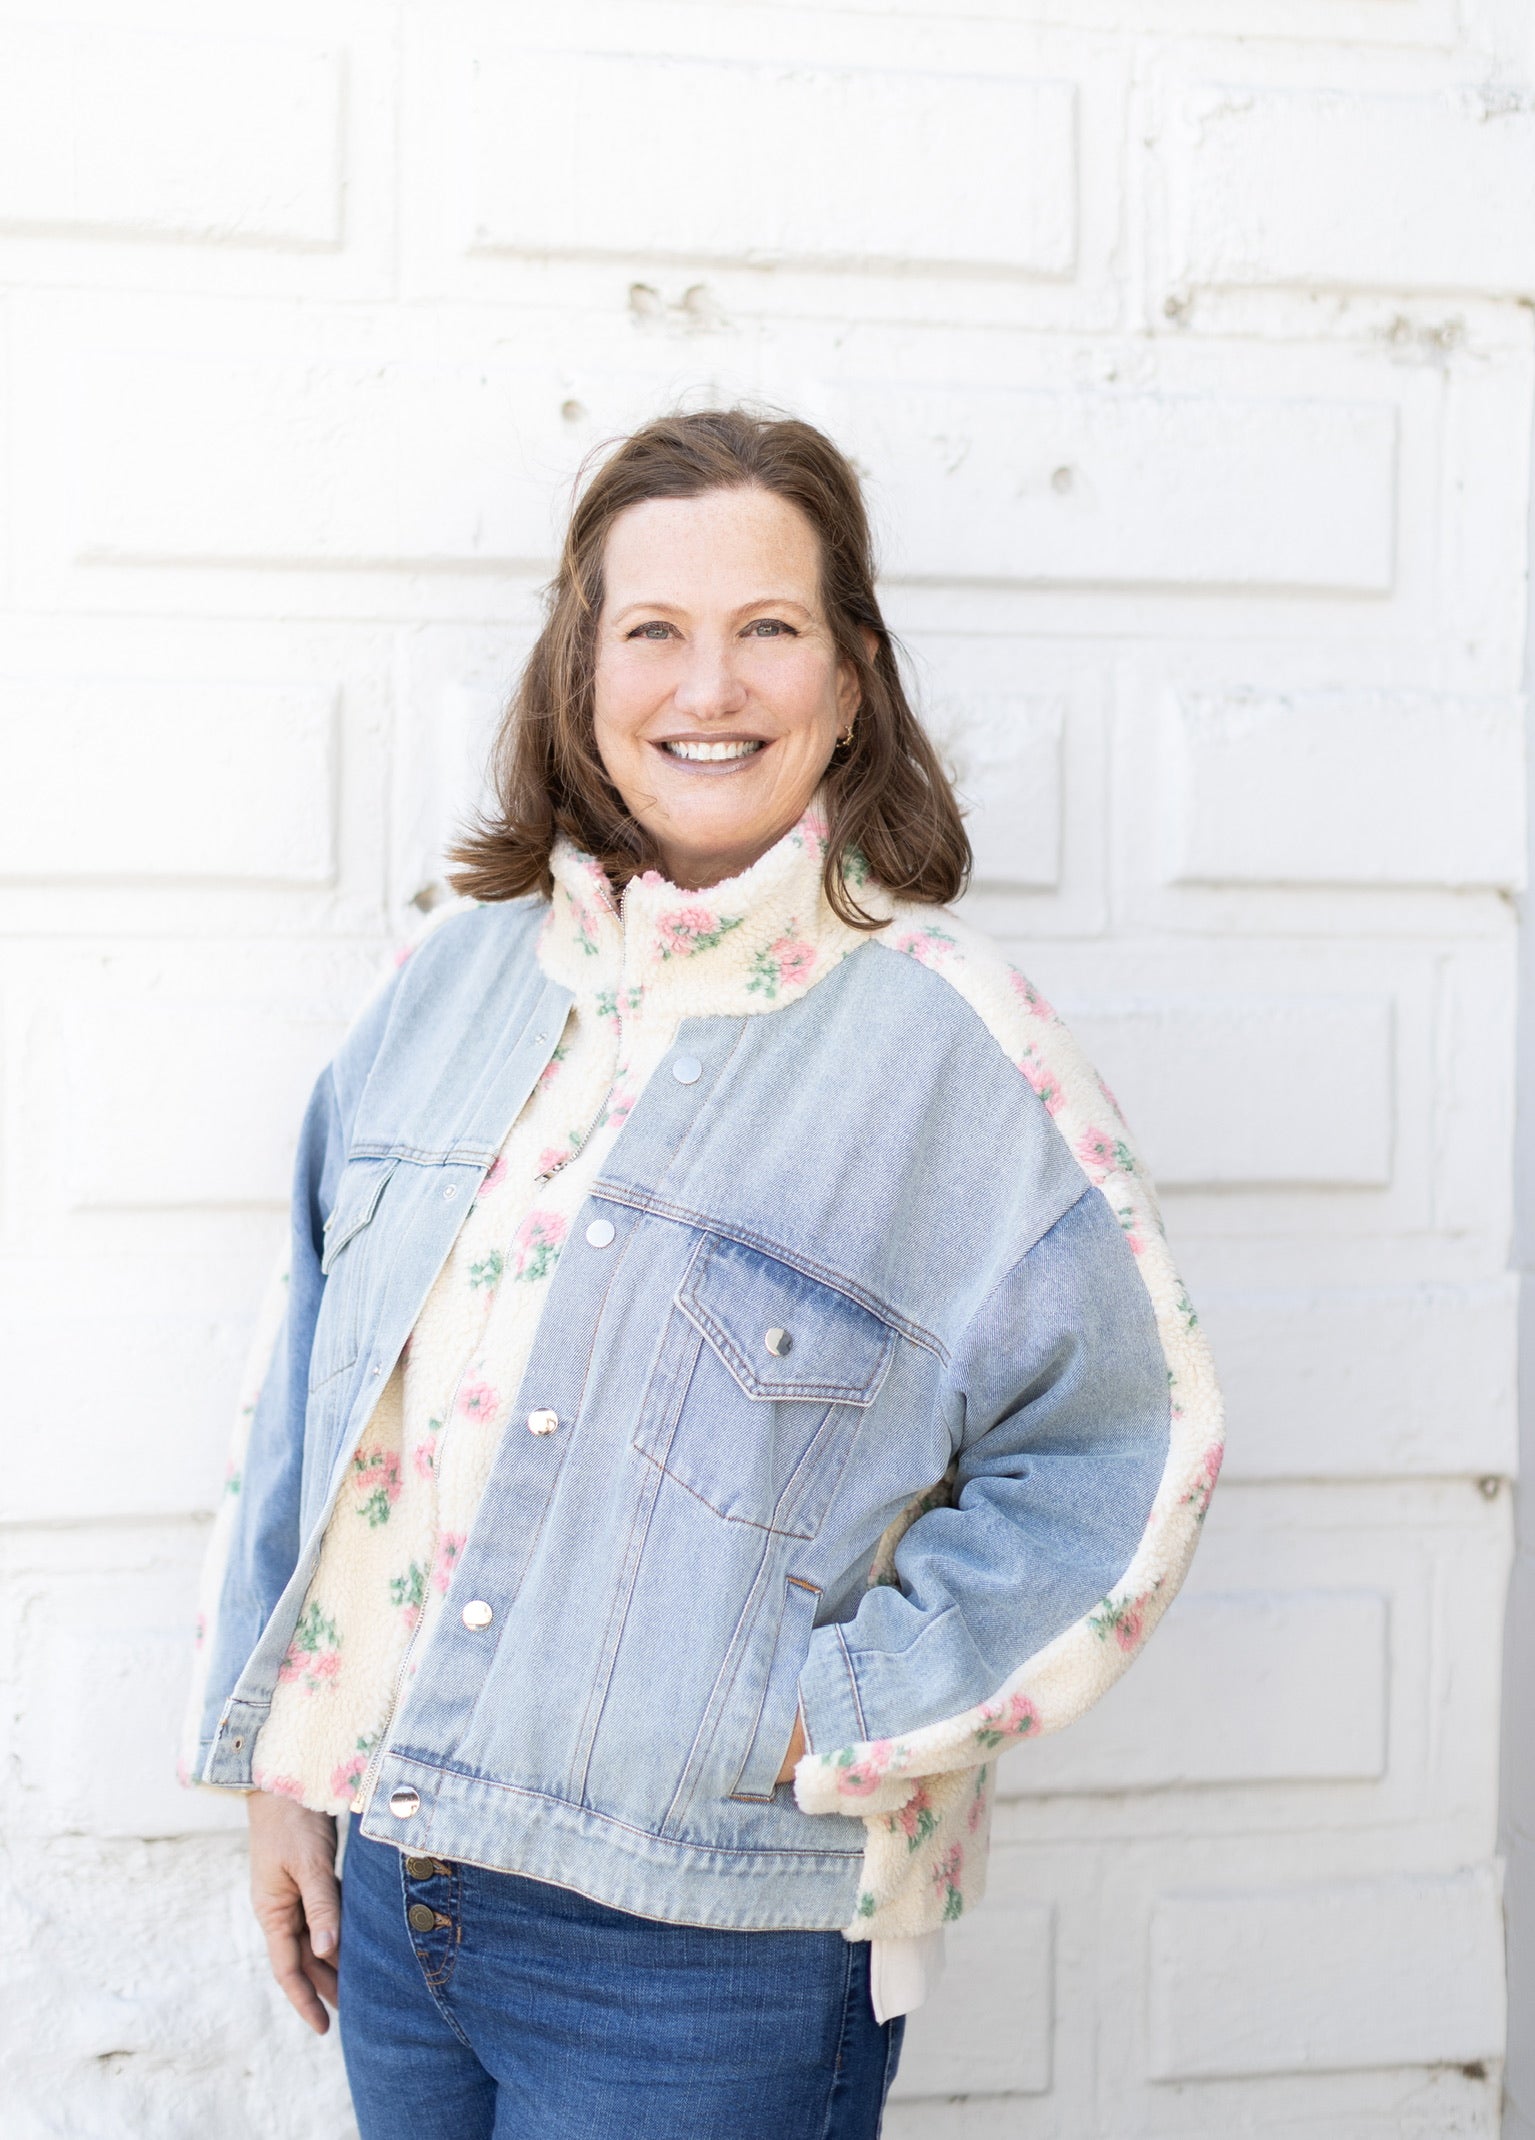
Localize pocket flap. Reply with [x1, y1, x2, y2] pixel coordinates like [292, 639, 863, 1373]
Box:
[320, 1157, 399, 1274]
[678, 1234, 894, 1406]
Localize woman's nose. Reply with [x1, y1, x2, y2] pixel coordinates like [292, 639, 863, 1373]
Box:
[671, 637, 748, 719]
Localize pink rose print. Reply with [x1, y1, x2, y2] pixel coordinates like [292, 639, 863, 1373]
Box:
[888, 1782, 938, 1853]
[973, 1692, 1040, 1750]
[1182, 1441, 1223, 1522]
[931, 1844, 965, 1921]
[1018, 1054, 1063, 1114]
[350, 1446, 401, 1527]
[330, 1745, 372, 1800]
[799, 807, 829, 851]
[747, 934, 817, 1001]
[1090, 1588, 1158, 1651]
[511, 1210, 567, 1284]
[277, 1601, 340, 1692]
[537, 1140, 580, 1178]
[254, 1770, 306, 1800]
[457, 1378, 500, 1422]
[892, 927, 957, 969]
[1008, 968, 1056, 1021]
[537, 1043, 569, 1091]
[967, 1767, 990, 1835]
[834, 1739, 897, 1799]
[478, 1156, 508, 1198]
[413, 1434, 439, 1480]
[654, 907, 744, 959]
[1076, 1126, 1136, 1181]
[193, 1612, 206, 1651]
[432, 1531, 466, 1594]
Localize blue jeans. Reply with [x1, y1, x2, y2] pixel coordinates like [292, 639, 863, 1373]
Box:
[338, 1819, 904, 2139]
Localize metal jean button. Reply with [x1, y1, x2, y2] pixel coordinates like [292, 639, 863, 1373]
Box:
[461, 1599, 494, 1632]
[671, 1055, 702, 1085]
[527, 1408, 559, 1436]
[585, 1218, 616, 1249]
[389, 1787, 421, 1819]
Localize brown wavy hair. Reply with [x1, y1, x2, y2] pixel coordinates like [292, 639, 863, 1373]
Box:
[448, 407, 970, 927]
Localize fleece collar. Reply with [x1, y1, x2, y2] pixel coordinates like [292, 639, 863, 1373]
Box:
[536, 799, 879, 1022]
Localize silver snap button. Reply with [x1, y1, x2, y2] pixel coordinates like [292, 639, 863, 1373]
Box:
[527, 1408, 559, 1436]
[765, 1327, 792, 1357]
[585, 1218, 616, 1249]
[443, 1184, 458, 1201]
[461, 1599, 494, 1632]
[389, 1787, 421, 1819]
[672, 1055, 702, 1085]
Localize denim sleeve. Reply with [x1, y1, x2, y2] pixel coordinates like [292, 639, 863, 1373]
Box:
[795, 1184, 1172, 1757]
[182, 1064, 344, 1777]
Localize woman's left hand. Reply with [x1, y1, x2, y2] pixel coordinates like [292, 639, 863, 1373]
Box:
[775, 1711, 807, 1786]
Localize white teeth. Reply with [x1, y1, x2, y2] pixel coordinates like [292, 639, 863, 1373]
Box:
[662, 739, 764, 762]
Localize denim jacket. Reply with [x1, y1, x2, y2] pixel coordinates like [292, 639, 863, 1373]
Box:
[186, 833, 1221, 1940]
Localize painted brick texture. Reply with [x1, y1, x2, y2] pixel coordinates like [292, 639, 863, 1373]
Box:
[0, 3, 1529, 2136]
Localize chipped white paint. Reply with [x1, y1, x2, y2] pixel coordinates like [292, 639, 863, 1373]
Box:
[0, 2, 1527, 2135]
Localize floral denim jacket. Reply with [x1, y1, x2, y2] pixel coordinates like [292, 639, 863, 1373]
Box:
[185, 818, 1222, 1940]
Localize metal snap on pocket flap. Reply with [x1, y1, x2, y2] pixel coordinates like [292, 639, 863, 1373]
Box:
[676, 1234, 895, 1406]
[320, 1157, 401, 1275]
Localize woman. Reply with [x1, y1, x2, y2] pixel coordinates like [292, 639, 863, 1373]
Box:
[184, 409, 1222, 2138]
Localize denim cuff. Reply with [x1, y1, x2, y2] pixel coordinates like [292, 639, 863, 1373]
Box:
[796, 1622, 867, 1754]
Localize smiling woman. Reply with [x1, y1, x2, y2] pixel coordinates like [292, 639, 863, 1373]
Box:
[449, 408, 969, 918]
[186, 409, 1221, 2140]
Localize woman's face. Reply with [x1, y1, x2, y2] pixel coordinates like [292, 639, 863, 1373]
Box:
[592, 485, 861, 889]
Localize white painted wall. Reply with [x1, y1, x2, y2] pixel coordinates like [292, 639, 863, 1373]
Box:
[1, 3, 1529, 2134]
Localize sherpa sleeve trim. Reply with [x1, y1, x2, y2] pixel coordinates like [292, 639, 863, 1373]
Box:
[792, 912, 1223, 1839]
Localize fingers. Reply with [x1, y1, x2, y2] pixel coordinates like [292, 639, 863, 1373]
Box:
[295, 1852, 342, 1967]
[247, 1797, 342, 2035]
[260, 1904, 332, 2035]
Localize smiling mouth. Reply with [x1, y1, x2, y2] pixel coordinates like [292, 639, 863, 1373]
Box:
[658, 739, 766, 763]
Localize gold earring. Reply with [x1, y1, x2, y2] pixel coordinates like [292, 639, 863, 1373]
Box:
[838, 720, 856, 748]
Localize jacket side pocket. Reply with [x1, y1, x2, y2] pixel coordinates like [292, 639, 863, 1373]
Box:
[730, 1575, 821, 1803]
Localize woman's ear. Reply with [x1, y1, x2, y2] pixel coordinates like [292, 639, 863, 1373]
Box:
[837, 628, 879, 719]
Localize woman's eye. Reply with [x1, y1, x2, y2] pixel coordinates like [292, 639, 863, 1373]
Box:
[744, 619, 796, 638]
[626, 621, 675, 641]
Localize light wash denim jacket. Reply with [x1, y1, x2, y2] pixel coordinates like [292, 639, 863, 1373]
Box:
[187, 861, 1222, 1940]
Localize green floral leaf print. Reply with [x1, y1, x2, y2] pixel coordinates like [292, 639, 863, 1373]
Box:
[972, 1692, 1040, 1750]
[843, 847, 871, 889]
[745, 932, 817, 1002]
[291, 1601, 338, 1655]
[278, 1600, 342, 1691]
[856, 1890, 877, 1918]
[888, 1785, 939, 1854]
[350, 1447, 401, 1527]
[1090, 1583, 1161, 1652]
[510, 1211, 567, 1284]
[469, 1249, 504, 1291]
[390, 1563, 428, 1615]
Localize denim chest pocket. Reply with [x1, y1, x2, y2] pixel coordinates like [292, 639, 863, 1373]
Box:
[309, 1156, 399, 1392]
[633, 1233, 896, 1538]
